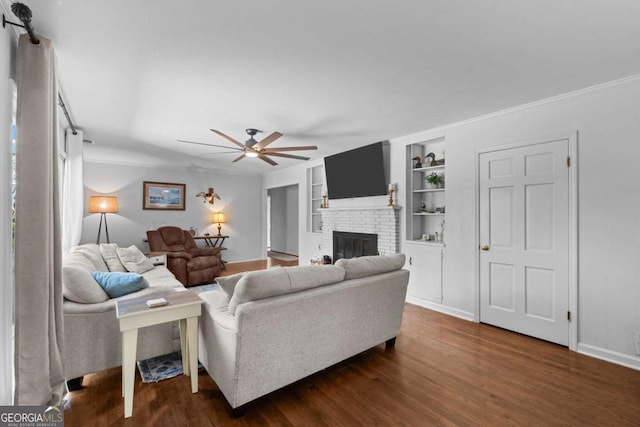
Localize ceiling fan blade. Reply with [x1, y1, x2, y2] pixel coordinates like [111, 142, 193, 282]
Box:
[261, 145, 318, 152]
[258, 155, 278, 166]
[178, 140, 243, 151]
[255, 132, 283, 150]
[232, 153, 246, 162]
[262, 152, 310, 161]
[210, 129, 247, 150]
[199, 151, 245, 156]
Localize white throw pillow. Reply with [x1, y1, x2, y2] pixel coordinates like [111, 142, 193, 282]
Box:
[100, 243, 127, 272]
[117, 245, 155, 274]
[216, 273, 245, 298]
[62, 265, 109, 303]
[71, 243, 109, 271]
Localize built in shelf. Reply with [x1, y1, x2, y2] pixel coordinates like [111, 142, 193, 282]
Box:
[413, 188, 445, 193]
[413, 165, 445, 172]
[413, 212, 445, 216]
[405, 239, 445, 247]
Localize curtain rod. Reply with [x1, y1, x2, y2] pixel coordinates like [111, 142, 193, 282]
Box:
[3, 3, 79, 135]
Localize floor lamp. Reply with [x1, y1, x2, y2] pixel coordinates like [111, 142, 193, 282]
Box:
[88, 196, 119, 244]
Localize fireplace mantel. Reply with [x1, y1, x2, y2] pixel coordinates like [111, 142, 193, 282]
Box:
[319, 206, 400, 212]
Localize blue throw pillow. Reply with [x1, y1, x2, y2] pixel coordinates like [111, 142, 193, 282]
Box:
[91, 271, 149, 299]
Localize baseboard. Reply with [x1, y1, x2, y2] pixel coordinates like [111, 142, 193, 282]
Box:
[577, 343, 640, 371]
[225, 257, 266, 264]
[405, 297, 474, 321]
[267, 250, 299, 257]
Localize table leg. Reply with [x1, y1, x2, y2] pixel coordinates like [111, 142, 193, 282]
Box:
[122, 335, 125, 398]
[122, 328, 138, 418]
[186, 316, 199, 393]
[179, 318, 189, 376]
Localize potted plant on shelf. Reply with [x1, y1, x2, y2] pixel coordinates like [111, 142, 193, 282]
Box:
[425, 172, 443, 188]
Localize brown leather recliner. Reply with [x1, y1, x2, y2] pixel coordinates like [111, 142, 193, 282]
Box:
[146, 226, 222, 287]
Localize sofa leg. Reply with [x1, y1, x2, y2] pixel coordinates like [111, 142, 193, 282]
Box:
[66, 376, 84, 391]
[230, 405, 246, 418]
[385, 337, 396, 349]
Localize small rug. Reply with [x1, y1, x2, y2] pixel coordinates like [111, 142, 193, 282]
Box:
[189, 282, 220, 295]
[137, 351, 203, 383]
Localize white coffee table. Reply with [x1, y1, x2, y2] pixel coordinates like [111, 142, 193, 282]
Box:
[115, 289, 204, 418]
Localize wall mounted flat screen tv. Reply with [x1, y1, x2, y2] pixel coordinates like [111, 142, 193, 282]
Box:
[324, 142, 387, 200]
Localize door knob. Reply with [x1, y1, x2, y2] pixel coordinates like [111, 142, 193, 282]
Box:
[481, 245, 489, 251]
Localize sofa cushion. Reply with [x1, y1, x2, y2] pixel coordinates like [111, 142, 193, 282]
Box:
[228, 265, 345, 315]
[141, 266, 184, 289]
[64, 251, 97, 273]
[284, 265, 345, 292]
[91, 271, 149, 298]
[100, 243, 127, 272]
[334, 254, 406, 280]
[62, 253, 109, 303]
[70, 243, 109, 271]
[117, 245, 155, 274]
[216, 273, 246, 297]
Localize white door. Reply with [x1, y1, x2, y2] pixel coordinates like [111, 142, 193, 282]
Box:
[479, 140, 569, 346]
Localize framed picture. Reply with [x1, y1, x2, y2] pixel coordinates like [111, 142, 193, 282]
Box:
[143, 181, 186, 210]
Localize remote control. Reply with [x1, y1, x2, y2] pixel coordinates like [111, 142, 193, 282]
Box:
[146, 297, 168, 308]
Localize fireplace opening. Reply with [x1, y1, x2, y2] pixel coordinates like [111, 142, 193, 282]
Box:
[333, 231, 378, 263]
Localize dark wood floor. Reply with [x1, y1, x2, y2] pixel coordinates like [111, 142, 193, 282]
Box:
[63, 261, 640, 426]
[219, 257, 298, 277]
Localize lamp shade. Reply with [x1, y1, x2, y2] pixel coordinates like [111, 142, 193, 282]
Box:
[88, 196, 119, 213]
[212, 212, 226, 224]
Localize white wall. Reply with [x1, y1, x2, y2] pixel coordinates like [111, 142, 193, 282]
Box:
[263, 159, 324, 263]
[81, 161, 264, 262]
[0, 0, 16, 404]
[264, 75, 640, 369]
[393, 76, 640, 368]
[268, 184, 299, 255]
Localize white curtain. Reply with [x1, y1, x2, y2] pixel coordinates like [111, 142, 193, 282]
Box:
[14, 34, 65, 405]
[62, 129, 83, 254]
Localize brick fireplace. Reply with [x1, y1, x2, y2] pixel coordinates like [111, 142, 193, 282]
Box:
[320, 206, 400, 260]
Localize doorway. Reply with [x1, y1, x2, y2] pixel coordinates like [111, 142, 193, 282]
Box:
[478, 138, 574, 346]
[267, 184, 299, 258]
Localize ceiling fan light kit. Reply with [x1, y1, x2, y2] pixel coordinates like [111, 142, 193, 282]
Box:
[179, 128, 318, 166]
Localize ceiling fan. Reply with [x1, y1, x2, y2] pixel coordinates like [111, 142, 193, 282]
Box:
[178, 128, 318, 166]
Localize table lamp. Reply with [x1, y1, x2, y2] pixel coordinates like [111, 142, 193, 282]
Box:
[88, 195, 119, 243]
[212, 212, 226, 237]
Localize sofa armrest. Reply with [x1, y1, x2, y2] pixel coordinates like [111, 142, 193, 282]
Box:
[63, 285, 179, 315]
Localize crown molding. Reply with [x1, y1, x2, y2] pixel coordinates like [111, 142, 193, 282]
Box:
[393, 73, 640, 145]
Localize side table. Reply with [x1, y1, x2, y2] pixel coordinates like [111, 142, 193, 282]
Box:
[146, 251, 167, 267]
[115, 289, 204, 418]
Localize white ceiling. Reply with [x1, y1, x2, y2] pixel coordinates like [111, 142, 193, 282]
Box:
[16, 0, 640, 175]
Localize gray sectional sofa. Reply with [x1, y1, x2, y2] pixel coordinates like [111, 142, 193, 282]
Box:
[198, 254, 409, 414]
[62, 243, 184, 383]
